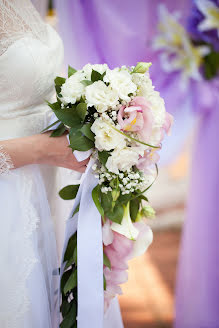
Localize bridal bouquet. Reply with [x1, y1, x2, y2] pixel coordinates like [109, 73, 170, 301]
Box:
[45, 62, 173, 327]
[153, 1, 219, 87]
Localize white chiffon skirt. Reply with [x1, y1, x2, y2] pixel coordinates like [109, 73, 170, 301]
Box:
[0, 163, 124, 328]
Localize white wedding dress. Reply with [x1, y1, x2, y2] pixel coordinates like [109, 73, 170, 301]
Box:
[0, 1, 124, 327]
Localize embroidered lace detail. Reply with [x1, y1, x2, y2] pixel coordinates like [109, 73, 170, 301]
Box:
[0, 145, 14, 175]
[0, 0, 48, 56]
[0, 169, 40, 327]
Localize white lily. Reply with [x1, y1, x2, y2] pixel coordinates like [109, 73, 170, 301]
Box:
[111, 202, 139, 241]
[196, 0, 219, 35]
[131, 222, 153, 258]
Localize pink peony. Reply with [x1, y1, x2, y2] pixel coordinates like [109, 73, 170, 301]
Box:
[117, 96, 154, 143]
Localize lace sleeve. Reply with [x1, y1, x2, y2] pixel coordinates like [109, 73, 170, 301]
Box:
[0, 0, 48, 56]
[0, 145, 14, 175]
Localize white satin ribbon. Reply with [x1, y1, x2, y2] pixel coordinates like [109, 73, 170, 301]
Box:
[60, 153, 104, 328]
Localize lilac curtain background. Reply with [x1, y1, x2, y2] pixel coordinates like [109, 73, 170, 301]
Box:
[54, 0, 219, 326]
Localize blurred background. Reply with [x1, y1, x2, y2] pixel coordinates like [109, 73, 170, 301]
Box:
[32, 0, 219, 327]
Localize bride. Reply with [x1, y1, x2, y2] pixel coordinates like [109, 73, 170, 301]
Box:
[0, 1, 124, 327]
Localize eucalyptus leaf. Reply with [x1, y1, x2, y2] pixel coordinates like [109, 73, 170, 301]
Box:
[103, 252, 111, 270]
[92, 185, 104, 217]
[81, 123, 95, 141]
[76, 103, 87, 120]
[59, 185, 80, 200]
[72, 203, 80, 217]
[68, 65, 77, 77]
[61, 270, 72, 292]
[103, 274, 107, 291]
[50, 123, 66, 137]
[64, 269, 77, 295]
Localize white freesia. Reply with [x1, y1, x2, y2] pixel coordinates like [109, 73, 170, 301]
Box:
[61, 71, 85, 104]
[106, 147, 140, 174]
[85, 81, 119, 112]
[91, 118, 126, 151]
[82, 63, 109, 80]
[111, 203, 139, 240]
[104, 69, 137, 102]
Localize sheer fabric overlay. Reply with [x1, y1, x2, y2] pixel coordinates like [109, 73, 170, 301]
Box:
[0, 1, 64, 327]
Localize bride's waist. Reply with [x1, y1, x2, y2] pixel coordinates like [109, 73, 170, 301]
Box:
[0, 106, 52, 140]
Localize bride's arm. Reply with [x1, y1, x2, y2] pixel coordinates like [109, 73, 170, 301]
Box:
[0, 133, 89, 173]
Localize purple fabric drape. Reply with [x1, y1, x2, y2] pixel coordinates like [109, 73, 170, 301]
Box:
[175, 81, 219, 328]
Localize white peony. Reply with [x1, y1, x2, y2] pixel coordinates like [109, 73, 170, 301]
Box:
[85, 81, 119, 113]
[104, 69, 137, 102]
[61, 71, 85, 104]
[82, 63, 109, 80]
[106, 147, 140, 174]
[91, 118, 126, 151]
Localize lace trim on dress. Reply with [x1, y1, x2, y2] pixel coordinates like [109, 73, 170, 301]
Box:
[0, 145, 14, 175]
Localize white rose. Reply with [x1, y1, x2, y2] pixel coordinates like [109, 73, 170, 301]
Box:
[91, 118, 126, 151]
[61, 71, 85, 104]
[106, 147, 140, 174]
[82, 63, 109, 80]
[104, 69, 137, 102]
[85, 81, 119, 113]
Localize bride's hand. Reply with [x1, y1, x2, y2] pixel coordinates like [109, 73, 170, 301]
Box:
[0, 132, 89, 173]
[36, 132, 89, 172]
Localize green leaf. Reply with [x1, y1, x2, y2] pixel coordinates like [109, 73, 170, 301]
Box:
[204, 50, 219, 80]
[64, 233, 77, 262]
[68, 65, 77, 77]
[130, 198, 140, 222]
[103, 252, 111, 269]
[60, 298, 71, 317]
[98, 151, 110, 166]
[81, 123, 95, 141]
[101, 192, 113, 213]
[72, 203, 80, 217]
[106, 203, 124, 224]
[50, 123, 66, 137]
[55, 76, 66, 86]
[60, 300, 77, 328]
[64, 269, 77, 295]
[47, 101, 61, 111]
[91, 69, 103, 82]
[73, 245, 77, 265]
[52, 105, 82, 128]
[64, 245, 77, 270]
[92, 185, 104, 217]
[76, 103, 87, 120]
[59, 185, 80, 200]
[41, 119, 60, 133]
[69, 130, 94, 151]
[61, 270, 72, 292]
[81, 80, 93, 86]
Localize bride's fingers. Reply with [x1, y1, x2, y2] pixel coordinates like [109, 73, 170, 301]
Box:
[77, 158, 90, 167]
[75, 165, 87, 173]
